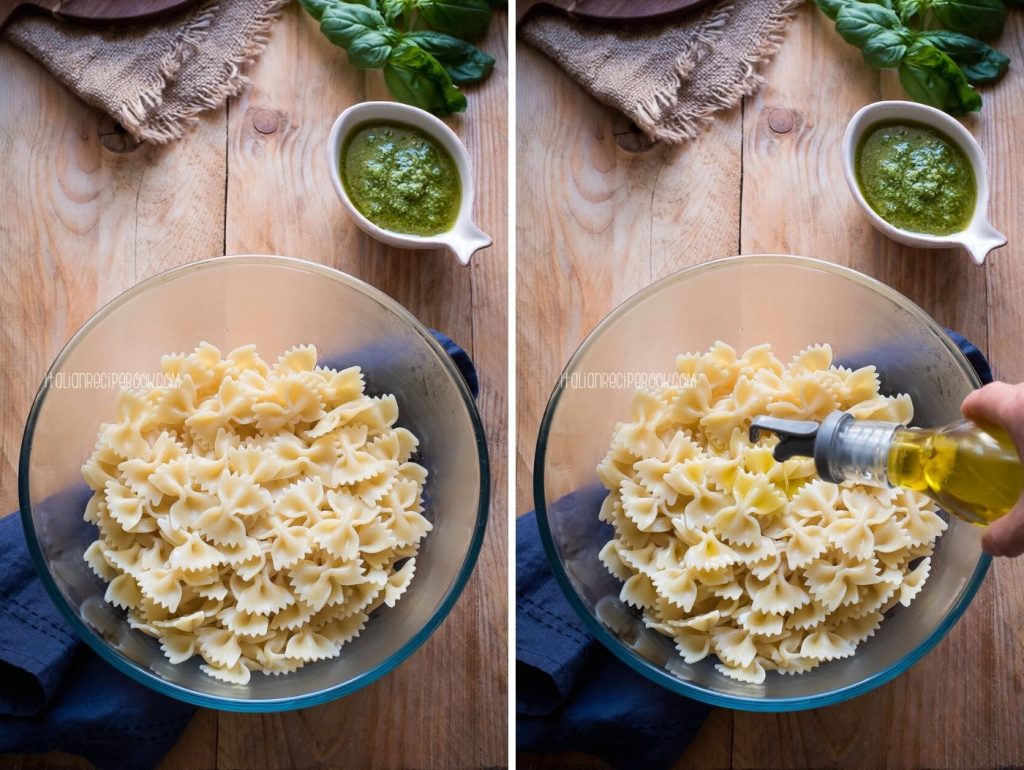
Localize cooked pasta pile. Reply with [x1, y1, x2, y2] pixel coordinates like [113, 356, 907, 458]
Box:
[82, 343, 430, 684]
[597, 342, 945, 684]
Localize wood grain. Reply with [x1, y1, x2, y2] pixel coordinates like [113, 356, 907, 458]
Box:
[514, 45, 742, 515]
[0, 39, 227, 514]
[0, 3, 507, 768]
[216, 8, 507, 770]
[516, 4, 1024, 769]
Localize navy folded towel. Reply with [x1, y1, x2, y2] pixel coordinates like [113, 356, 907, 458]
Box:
[516, 331, 994, 770]
[0, 508, 197, 770]
[0, 330, 477, 770]
[517, 510, 713, 770]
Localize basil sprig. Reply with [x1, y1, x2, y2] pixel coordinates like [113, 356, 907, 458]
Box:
[301, 0, 498, 116]
[817, 0, 1013, 114]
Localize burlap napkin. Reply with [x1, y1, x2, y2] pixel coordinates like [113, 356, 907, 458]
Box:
[2, 0, 287, 144]
[520, 0, 803, 144]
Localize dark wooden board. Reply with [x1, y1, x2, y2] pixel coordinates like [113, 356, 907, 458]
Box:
[517, 0, 715, 25]
[1, 0, 203, 28]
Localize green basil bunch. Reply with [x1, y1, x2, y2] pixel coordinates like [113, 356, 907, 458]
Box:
[301, 0, 503, 116]
[817, 0, 1015, 114]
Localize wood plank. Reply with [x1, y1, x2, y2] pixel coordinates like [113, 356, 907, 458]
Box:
[966, 10, 1024, 770]
[517, 5, 1024, 770]
[514, 43, 743, 516]
[0, 32, 225, 770]
[734, 6, 1021, 769]
[0, 43, 219, 515]
[467, 11, 513, 764]
[515, 29, 743, 767]
[216, 6, 507, 769]
[158, 709, 220, 770]
[670, 707, 733, 770]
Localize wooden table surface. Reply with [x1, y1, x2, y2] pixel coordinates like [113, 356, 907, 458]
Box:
[517, 5, 1024, 769]
[0, 5, 507, 769]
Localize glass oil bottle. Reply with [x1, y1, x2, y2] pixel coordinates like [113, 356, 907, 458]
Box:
[750, 411, 1024, 526]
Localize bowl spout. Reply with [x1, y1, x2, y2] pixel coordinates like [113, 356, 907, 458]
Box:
[444, 221, 492, 266]
[960, 221, 1007, 265]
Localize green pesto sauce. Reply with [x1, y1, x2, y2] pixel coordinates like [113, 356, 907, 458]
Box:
[856, 120, 976, 236]
[341, 121, 460, 236]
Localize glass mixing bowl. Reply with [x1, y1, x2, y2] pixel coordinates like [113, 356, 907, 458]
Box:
[19, 255, 489, 711]
[535, 254, 989, 712]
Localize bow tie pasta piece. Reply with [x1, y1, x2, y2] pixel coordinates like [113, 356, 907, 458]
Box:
[597, 342, 944, 682]
[285, 627, 338, 663]
[81, 342, 429, 682]
[201, 660, 252, 685]
[169, 531, 227, 573]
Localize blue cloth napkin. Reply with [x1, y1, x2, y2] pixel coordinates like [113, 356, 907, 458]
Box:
[0, 507, 197, 770]
[1, 330, 477, 770]
[516, 331, 994, 769]
[516, 510, 713, 770]
[431, 329, 480, 399]
[946, 328, 993, 386]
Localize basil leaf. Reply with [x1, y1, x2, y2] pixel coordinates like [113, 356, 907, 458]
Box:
[929, 0, 1006, 38]
[415, 0, 492, 38]
[347, 29, 398, 67]
[861, 28, 910, 67]
[898, 40, 982, 114]
[404, 31, 495, 84]
[818, 0, 897, 18]
[835, 4, 902, 48]
[380, 0, 406, 23]
[299, 0, 335, 20]
[384, 41, 467, 115]
[919, 30, 1009, 84]
[321, 4, 389, 48]
[815, 0, 849, 20]
[894, 0, 922, 21]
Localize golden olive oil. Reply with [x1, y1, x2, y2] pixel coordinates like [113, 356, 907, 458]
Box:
[887, 422, 1023, 525]
[750, 412, 1024, 528]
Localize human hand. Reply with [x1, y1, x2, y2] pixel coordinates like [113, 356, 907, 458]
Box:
[961, 382, 1024, 557]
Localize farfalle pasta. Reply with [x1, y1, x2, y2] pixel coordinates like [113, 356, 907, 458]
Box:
[82, 343, 431, 684]
[597, 342, 945, 684]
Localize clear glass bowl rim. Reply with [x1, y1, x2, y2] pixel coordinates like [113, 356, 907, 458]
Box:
[18, 254, 491, 713]
[533, 253, 991, 713]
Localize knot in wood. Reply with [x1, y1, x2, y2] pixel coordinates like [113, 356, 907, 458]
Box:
[253, 109, 280, 135]
[767, 108, 795, 134]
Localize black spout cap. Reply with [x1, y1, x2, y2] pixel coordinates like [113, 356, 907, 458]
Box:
[748, 416, 820, 462]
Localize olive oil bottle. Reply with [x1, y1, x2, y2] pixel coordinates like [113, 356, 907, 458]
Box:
[750, 412, 1024, 526]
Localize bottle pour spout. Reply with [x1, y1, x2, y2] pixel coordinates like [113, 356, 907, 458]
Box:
[749, 416, 821, 461]
[751, 411, 899, 486]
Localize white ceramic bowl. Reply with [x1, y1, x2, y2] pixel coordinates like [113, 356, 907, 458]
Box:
[328, 102, 491, 266]
[843, 100, 1006, 264]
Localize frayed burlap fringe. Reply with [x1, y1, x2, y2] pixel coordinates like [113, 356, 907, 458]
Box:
[115, 0, 221, 143]
[120, 0, 289, 143]
[3, 0, 287, 144]
[522, 0, 804, 144]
